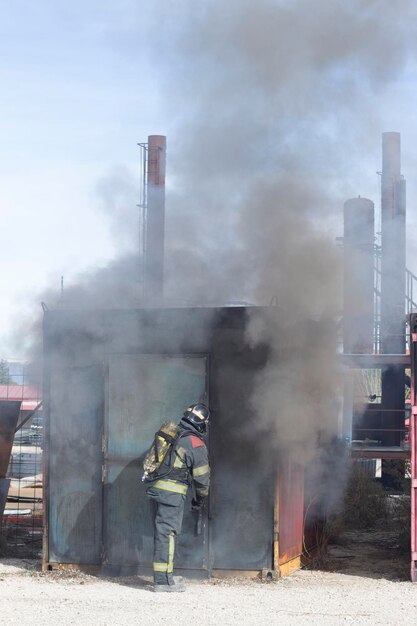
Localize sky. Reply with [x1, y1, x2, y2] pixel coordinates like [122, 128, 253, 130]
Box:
[0, 1, 163, 355]
[1, 1, 417, 358]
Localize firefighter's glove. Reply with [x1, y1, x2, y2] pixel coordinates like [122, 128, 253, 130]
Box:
[191, 497, 204, 511]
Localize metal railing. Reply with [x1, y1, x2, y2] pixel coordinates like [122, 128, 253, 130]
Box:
[406, 268, 417, 314]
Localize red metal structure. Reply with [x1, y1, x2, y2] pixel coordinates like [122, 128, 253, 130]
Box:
[409, 314, 417, 582]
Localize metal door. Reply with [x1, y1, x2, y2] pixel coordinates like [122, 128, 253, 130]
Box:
[103, 354, 208, 571]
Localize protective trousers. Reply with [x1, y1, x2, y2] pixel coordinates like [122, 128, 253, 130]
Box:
[152, 499, 185, 584]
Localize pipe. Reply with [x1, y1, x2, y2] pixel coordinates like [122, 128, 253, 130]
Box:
[380, 132, 405, 354]
[144, 135, 166, 303]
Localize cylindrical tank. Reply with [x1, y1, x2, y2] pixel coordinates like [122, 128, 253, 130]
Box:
[144, 135, 166, 303]
[343, 197, 375, 354]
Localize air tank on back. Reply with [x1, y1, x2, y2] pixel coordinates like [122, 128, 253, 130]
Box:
[343, 197, 375, 354]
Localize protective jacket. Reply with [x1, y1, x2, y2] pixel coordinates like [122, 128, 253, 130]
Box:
[146, 419, 210, 585]
[146, 421, 210, 504]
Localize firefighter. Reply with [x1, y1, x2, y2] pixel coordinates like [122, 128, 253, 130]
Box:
[146, 403, 210, 592]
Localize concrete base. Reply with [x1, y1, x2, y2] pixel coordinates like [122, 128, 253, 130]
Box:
[44, 561, 303, 580]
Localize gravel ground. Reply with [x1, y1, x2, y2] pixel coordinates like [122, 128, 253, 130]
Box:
[1, 557, 417, 626]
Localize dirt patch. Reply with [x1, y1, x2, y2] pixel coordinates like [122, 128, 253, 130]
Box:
[322, 527, 410, 581]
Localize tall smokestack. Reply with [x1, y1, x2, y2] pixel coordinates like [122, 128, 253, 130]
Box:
[380, 132, 406, 446]
[381, 131, 406, 352]
[144, 135, 166, 303]
[343, 197, 375, 354]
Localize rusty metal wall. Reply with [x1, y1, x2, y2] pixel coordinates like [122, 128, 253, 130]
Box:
[278, 459, 304, 565]
[47, 366, 103, 564]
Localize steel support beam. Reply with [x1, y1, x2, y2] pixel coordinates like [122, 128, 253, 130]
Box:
[341, 353, 410, 368]
[351, 447, 410, 461]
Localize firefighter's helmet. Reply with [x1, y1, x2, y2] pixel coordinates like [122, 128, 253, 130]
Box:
[182, 403, 210, 433]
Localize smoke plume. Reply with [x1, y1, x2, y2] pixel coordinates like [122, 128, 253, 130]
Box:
[13, 1, 417, 484]
[151, 0, 416, 475]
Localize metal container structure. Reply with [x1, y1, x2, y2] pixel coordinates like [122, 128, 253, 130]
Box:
[42, 307, 307, 577]
[144, 135, 166, 303]
[380, 132, 406, 446]
[343, 197, 375, 354]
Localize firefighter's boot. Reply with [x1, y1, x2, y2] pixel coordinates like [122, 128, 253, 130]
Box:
[154, 581, 186, 593]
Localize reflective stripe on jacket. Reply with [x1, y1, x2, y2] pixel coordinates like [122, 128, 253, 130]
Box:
[146, 425, 210, 504]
